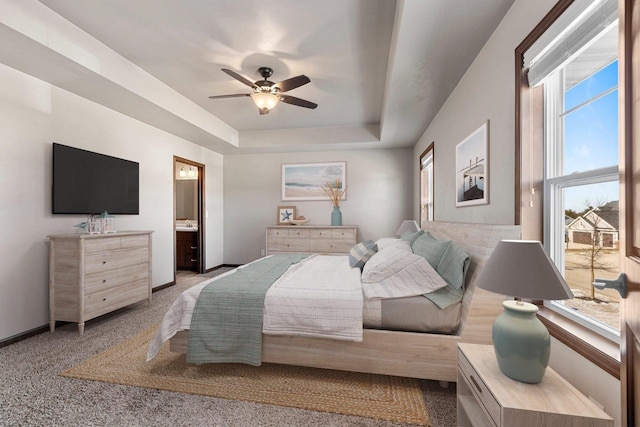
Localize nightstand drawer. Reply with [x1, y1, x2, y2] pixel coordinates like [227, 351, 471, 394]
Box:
[458, 349, 500, 426]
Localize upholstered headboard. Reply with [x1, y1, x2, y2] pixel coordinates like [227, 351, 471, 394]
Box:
[422, 221, 521, 339]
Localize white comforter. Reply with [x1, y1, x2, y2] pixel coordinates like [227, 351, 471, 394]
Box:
[147, 255, 362, 361]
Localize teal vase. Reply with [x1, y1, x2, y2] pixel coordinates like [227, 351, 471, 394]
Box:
[492, 300, 550, 384]
[331, 206, 342, 226]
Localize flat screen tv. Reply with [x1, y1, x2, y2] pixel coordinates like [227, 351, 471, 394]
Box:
[52, 143, 139, 215]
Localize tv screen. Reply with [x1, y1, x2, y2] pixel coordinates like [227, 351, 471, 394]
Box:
[52, 143, 139, 215]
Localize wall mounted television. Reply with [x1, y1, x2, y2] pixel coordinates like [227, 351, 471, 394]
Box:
[52, 143, 139, 215]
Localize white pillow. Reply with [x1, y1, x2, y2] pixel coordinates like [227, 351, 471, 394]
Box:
[361, 244, 414, 283]
[362, 253, 448, 299]
[374, 238, 412, 252]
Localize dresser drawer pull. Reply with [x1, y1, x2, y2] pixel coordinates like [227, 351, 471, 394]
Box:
[470, 375, 483, 394]
[102, 261, 106, 264]
[190, 246, 197, 250]
[102, 279, 107, 283]
[102, 298, 107, 301]
[190, 259, 197, 262]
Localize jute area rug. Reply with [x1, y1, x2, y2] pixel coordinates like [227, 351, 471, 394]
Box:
[61, 326, 431, 426]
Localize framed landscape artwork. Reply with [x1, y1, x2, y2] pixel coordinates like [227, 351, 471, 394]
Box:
[455, 121, 489, 207]
[282, 162, 347, 201]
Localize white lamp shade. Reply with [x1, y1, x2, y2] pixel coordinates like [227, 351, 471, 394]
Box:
[251, 92, 280, 110]
[475, 240, 573, 301]
[395, 220, 420, 236]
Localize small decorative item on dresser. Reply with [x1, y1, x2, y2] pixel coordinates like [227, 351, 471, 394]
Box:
[277, 206, 296, 225]
[100, 211, 116, 233]
[322, 179, 346, 226]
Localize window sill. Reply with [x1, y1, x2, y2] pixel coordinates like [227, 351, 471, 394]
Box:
[537, 307, 620, 379]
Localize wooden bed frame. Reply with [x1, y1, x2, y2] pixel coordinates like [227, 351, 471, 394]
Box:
[169, 221, 521, 382]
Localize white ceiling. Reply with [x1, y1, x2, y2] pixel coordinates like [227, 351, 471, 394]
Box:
[15, 0, 515, 154]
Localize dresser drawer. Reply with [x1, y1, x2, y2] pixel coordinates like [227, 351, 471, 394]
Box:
[309, 239, 353, 253]
[84, 278, 149, 318]
[85, 247, 150, 274]
[85, 234, 149, 254]
[309, 228, 332, 239]
[85, 236, 121, 253]
[85, 263, 149, 294]
[458, 349, 500, 426]
[287, 228, 310, 238]
[267, 228, 289, 238]
[268, 238, 310, 252]
[331, 228, 356, 240]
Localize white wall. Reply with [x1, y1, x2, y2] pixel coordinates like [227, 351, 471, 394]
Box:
[412, 0, 621, 424]
[0, 63, 224, 341]
[224, 149, 413, 264]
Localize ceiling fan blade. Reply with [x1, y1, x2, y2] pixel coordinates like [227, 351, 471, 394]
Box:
[221, 69, 258, 89]
[274, 75, 311, 92]
[279, 95, 318, 109]
[208, 93, 251, 99]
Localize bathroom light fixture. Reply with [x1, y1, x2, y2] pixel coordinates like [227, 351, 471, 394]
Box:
[179, 167, 187, 178]
[188, 167, 196, 178]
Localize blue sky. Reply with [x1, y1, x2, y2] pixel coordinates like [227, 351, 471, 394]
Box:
[562, 60, 619, 212]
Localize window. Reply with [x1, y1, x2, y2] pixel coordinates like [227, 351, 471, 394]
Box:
[420, 144, 434, 224]
[543, 51, 620, 342]
[516, 0, 621, 375]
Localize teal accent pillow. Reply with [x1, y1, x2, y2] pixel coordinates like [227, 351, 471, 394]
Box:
[435, 242, 470, 291]
[411, 233, 451, 269]
[349, 240, 378, 271]
[400, 229, 424, 244]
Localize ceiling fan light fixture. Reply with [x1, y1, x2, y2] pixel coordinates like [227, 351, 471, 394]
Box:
[251, 92, 280, 112]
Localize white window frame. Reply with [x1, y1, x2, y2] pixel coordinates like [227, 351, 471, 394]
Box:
[542, 66, 620, 343]
[420, 145, 434, 223]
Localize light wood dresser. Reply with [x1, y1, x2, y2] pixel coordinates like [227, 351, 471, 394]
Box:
[265, 225, 357, 255]
[48, 231, 153, 335]
[457, 343, 613, 427]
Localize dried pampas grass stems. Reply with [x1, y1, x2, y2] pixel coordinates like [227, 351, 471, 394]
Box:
[322, 179, 347, 207]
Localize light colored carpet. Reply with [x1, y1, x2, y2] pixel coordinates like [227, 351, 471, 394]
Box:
[0, 269, 457, 426]
[62, 325, 430, 425]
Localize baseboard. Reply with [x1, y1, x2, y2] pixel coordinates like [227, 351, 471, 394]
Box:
[0, 324, 50, 349]
[206, 263, 241, 273]
[152, 280, 176, 293]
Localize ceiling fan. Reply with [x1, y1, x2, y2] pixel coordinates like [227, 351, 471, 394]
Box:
[208, 67, 318, 115]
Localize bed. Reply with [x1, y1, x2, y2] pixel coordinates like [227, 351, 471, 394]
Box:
[154, 221, 520, 382]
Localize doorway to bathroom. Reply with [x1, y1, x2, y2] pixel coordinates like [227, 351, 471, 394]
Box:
[174, 156, 204, 274]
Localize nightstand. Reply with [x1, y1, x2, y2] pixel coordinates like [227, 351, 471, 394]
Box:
[457, 343, 613, 427]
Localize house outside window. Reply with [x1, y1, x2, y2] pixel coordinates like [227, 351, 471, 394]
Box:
[523, 0, 621, 342]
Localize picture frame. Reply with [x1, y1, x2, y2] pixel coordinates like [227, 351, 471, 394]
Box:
[277, 206, 296, 225]
[282, 162, 347, 201]
[455, 121, 489, 207]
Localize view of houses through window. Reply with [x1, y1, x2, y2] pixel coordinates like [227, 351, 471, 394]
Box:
[541, 21, 620, 338]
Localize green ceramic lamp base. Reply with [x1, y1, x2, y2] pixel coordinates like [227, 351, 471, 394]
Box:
[492, 300, 550, 384]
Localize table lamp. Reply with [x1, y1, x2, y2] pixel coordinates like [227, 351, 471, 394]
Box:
[395, 220, 419, 237]
[474, 240, 574, 384]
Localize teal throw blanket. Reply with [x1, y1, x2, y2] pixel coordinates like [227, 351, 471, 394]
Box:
[187, 254, 306, 365]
